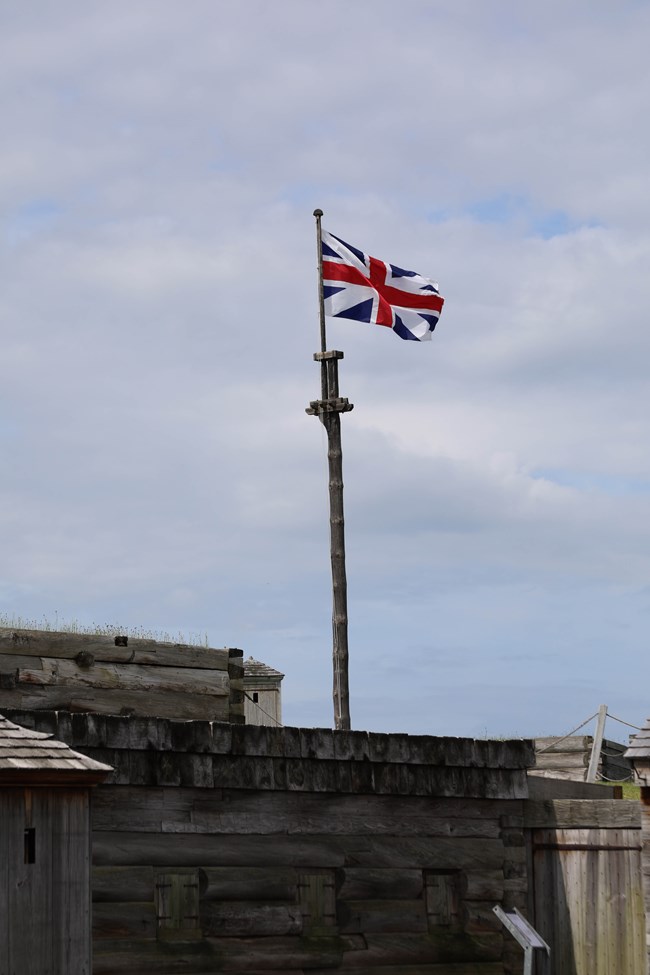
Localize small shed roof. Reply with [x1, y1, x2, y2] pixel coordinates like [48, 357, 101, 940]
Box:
[0, 713, 112, 784]
[244, 657, 284, 680]
[624, 718, 650, 762]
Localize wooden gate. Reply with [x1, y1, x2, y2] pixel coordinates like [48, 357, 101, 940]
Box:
[527, 801, 645, 975]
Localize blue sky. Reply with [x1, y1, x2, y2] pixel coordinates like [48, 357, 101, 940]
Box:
[2, 1, 650, 742]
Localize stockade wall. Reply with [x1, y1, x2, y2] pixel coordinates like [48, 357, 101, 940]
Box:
[532, 736, 631, 782]
[0, 629, 245, 723]
[4, 709, 535, 975]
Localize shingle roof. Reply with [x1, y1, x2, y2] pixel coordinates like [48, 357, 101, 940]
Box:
[0, 713, 112, 778]
[624, 717, 650, 761]
[244, 657, 284, 680]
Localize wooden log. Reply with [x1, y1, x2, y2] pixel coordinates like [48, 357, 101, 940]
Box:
[336, 898, 427, 934]
[15, 659, 229, 695]
[91, 831, 505, 872]
[338, 868, 424, 901]
[93, 866, 155, 902]
[0, 631, 231, 669]
[535, 736, 591, 753]
[92, 901, 157, 940]
[533, 751, 588, 770]
[93, 935, 344, 973]
[201, 900, 302, 937]
[200, 867, 298, 902]
[0, 686, 229, 720]
[524, 799, 641, 829]
[92, 787, 509, 836]
[341, 931, 503, 966]
[339, 966, 505, 975]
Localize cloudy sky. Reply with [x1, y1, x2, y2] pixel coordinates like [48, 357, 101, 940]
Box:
[2, 1, 650, 741]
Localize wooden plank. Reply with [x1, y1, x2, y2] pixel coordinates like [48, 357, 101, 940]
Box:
[0, 686, 230, 720]
[525, 799, 641, 829]
[341, 931, 503, 966]
[92, 831, 505, 871]
[16, 659, 229, 695]
[0, 631, 230, 670]
[91, 786, 507, 836]
[534, 751, 588, 769]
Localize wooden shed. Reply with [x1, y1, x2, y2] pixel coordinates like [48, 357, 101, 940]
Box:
[0, 713, 112, 975]
[243, 656, 284, 726]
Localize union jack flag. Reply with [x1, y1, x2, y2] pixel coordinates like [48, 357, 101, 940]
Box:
[321, 230, 444, 342]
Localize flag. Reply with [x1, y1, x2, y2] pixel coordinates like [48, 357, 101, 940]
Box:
[321, 230, 444, 342]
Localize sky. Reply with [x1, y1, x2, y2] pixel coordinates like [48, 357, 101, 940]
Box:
[2, 1, 650, 742]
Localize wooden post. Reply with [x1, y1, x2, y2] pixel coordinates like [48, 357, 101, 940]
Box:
[586, 704, 608, 783]
[307, 210, 353, 731]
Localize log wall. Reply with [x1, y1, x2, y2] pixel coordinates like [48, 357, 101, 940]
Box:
[532, 736, 632, 783]
[3, 710, 535, 975]
[0, 629, 245, 724]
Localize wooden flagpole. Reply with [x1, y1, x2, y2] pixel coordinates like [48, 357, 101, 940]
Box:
[307, 209, 353, 731]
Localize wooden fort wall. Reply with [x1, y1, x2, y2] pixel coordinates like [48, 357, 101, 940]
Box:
[0, 629, 245, 724]
[3, 710, 535, 975]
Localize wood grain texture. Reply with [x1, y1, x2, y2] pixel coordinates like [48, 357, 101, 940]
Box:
[15, 658, 229, 695]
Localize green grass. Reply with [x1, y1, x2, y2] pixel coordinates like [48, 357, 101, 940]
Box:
[0, 612, 209, 647]
[598, 780, 641, 799]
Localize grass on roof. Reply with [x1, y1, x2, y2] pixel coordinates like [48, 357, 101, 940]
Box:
[0, 612, 209, 647]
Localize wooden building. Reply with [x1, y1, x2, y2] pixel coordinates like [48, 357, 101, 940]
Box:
[0, 713, 111, 975]
[243, 656, 284, 726]
[625, 719, 650, 974]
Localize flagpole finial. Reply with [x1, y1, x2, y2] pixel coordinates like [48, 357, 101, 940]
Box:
[313, 208, 323, 218]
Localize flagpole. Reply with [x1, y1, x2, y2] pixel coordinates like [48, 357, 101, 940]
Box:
[308, 209, 353, 731]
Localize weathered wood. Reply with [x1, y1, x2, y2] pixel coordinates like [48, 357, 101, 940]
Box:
[0, 686, 230, 720]
[337, 898, 427, 934]
[202, 900, 302, 937]
[340, 931, 503, 966]
[535, 736, 591, 753]
[525, 799, 641, 829]
[91, 786, 511, 836]
[201, 867, 299, 902]
[15, 658, 229, 695]
[338, 868, 424, 901]
[0, 630, 231, 669]
[533, 751, 588, 769]
[93, 865, 155, 902]
[92, 831, 505, 871]
[92, 901, 157, 939]
[93, 934, 345, 973]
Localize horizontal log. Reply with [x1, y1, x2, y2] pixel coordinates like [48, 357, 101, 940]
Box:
[340, 967, 505, 975]
[534, 736, 591, 753]
[342, 931, 503, 966]
[0, 631, 231, 669]
[201, 867, 299, 902]
[16, 659, 229, 696]
[92, 831, 505, 872]
[524, 799, 641, 829]
[202, 900, 302, 937]
[93, 935, 344, 973]
[337, 898, 427, 934]
[93, 866, 155, 902]
[92, 787, 507, 836]
[92, 901, 157, 940]
[533, 751, 588, 769]
[0, 686, 230, 721]
[338, 868, 424, 901]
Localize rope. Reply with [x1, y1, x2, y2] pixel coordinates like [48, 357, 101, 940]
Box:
[606, 712, 643, 731]
[536, 711, 599, 753]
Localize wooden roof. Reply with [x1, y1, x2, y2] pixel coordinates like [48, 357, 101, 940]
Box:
[244, 657, 284, 680]
[0, 713, 112, 785]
